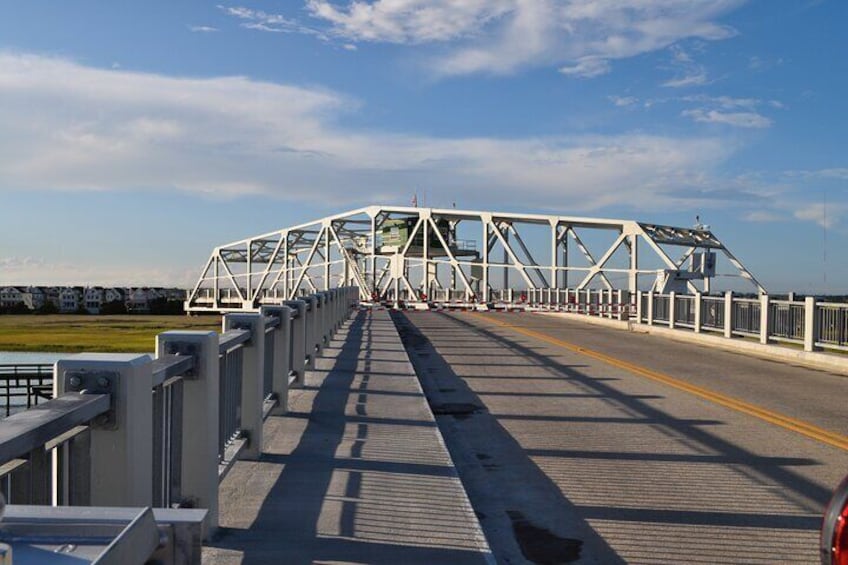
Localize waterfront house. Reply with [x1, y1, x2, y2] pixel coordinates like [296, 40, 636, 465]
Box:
[59, 287, 83, 313]
[0, 287, 24, 309]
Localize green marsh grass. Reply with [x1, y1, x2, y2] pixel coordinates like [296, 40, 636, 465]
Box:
[0, 315, 221, 353]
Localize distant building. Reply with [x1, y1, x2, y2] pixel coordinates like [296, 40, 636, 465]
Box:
[59, 287, 83, 313]
[0, 287, 24, 309]
[20, 286, 46, 310]
[126, 287, 151, 313]
[84, 287, 104, 314]
[0, 285, 186, 313]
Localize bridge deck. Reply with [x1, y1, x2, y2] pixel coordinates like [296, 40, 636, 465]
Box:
[399, 310, 848, 564]
[203, 309, 491, 564]
[202, 307, 848, 564]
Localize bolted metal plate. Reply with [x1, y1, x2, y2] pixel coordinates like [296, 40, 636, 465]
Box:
[63, 370, 120, 430]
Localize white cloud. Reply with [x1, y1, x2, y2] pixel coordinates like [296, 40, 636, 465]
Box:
[812, 168, 848, 180]
[743, 210, 782, 222]
[219, 5, 326, 38]
[609, 95, 638, 107]
[237, 0, 746, 77]
[0, 53, 737, 214]
[662, 70, 708, 88]
[0, 257, 195, 287]
[794, 203, 842, 229]
[306, 0, 512, 43]
[559, 57, 611, 78]
[188, 25, 219, 33]
[682, 109, 771, 128]
[661, 45, 710, 88]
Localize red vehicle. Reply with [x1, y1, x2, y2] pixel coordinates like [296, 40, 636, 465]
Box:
[822, 474, 848, 564]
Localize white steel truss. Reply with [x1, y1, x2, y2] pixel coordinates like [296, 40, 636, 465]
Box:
[185, 205, 765, 311]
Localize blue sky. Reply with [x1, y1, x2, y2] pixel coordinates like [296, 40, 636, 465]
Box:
[0, 1, 845, 293]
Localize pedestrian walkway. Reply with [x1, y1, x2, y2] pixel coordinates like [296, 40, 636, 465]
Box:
[203, 308, 492, 564]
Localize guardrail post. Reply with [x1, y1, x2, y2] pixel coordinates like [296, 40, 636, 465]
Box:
[284, 300, 307, 385]
[54, 354, 153, 507]
[261, 306, 292, 414]
[635, 291, 642, 322]
[304, 296, 319, 369]
[668, 291, 676, 329]
[804, 296, 817, 352]
[618, 290, 627, 321]
[224, 313, 265, 460]
[321, 291, 332, 345]
[333, 289, 342, 330]
[647, 292, 654, 326]
[759, 294, 770, 344]
[326, 290, 336, 334]
[694, 291, 702, 333]
[724, 291, 734, 338]
[156, 331, 219, 537]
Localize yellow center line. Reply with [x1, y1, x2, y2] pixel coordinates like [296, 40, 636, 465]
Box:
[468, 312, 848, 452]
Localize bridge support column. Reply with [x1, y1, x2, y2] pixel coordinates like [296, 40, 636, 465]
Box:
[55, 354, 153, 508]
[156, 331, 220, 538]
[224, 313, 266, 460]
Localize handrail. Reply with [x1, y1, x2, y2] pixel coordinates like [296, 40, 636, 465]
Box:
[0, 286, 360, 542]
[218, 329, 251, 353]
[526, 287, 848, 353]
[0, 393, 109, 464]
[150, 355, 195, 387]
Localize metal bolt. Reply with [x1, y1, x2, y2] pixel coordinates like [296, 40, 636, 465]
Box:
[68, 376, 82, 389]
[97, 376, 111, 389]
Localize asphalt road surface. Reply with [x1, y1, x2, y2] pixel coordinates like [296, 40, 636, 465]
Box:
[396, 310, 848, 564]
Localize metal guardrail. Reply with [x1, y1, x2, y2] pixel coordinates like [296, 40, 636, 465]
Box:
[0, 364, 54, 417]
[0, 286, 359, 556]
[527, 286, 848, 354]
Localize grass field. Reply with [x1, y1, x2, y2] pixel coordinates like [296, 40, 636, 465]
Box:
[0, 315, 222, 353]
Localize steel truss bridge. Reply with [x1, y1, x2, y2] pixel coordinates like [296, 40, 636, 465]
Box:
[186, 205, 765, 312]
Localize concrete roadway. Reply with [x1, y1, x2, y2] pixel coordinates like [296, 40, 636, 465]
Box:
[398, 310, 848, 564]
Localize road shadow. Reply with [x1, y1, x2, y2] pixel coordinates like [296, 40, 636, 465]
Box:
[395, 310, 830, 564]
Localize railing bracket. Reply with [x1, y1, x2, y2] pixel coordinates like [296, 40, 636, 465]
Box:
[63, 370, 120, 430]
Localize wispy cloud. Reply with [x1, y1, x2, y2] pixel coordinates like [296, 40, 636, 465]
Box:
[748, 55, 783, 71]
[661, 45, 710, 88]
[0, 53, 738, 214]
[559, 57, 610, 78]
[663, 70, 708, 88]
[0, 256, 195, 287]
[188, 25, 219, 33]
[682, 109, 772, 128]
[609, 95, 638, 107]
[218, 5, 327, 38]
[678, 95, 779, 128]
[744, 210, 783, 222]
[794, 203, 842, 229]
[228, 1, 747, 78]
